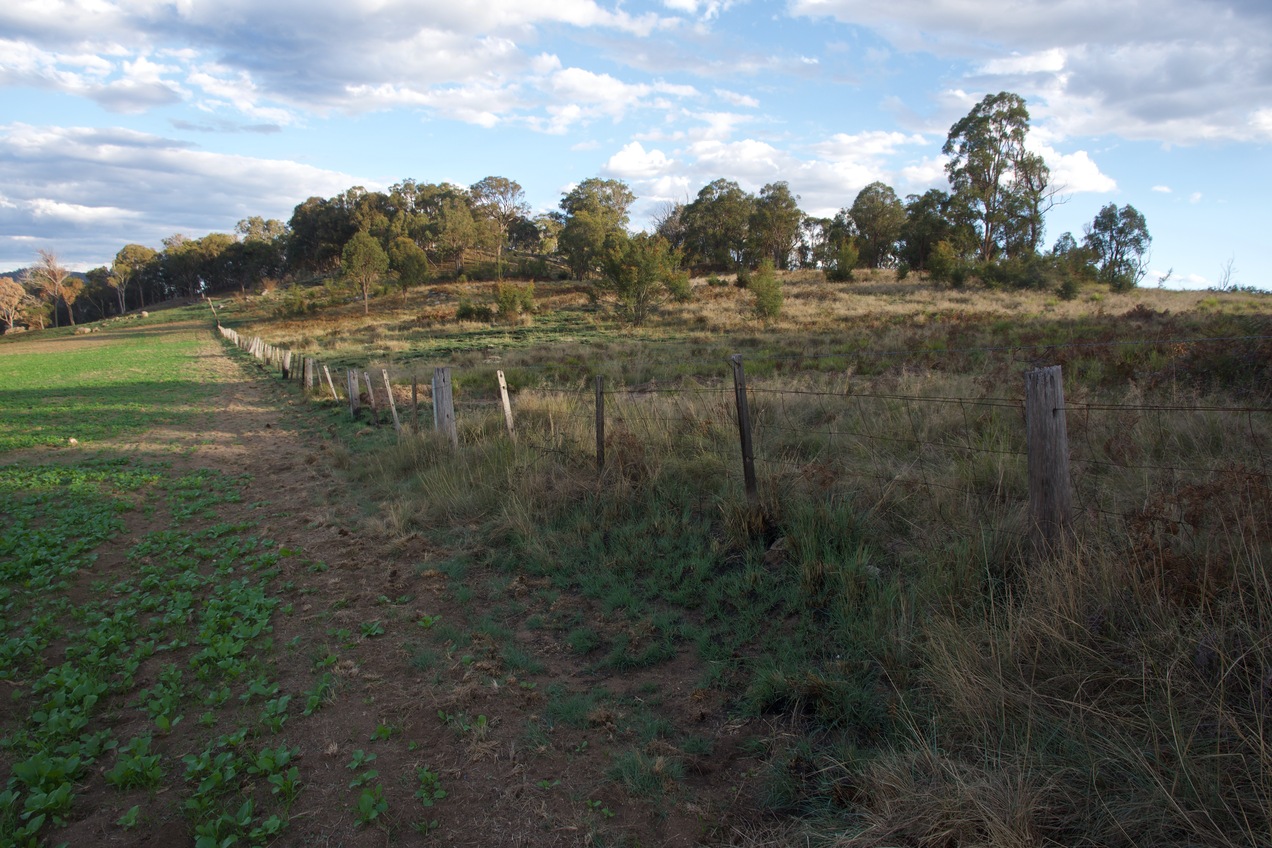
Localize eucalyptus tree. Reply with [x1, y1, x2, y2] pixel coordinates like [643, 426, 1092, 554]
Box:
[342, 231, 390, 313]
[680, 178, 754, 272]
[849, 181, 906, 268]
[112, 243, 159, 310]
[470, 176, 530, 279]
[558, 177, 636, 279]
[1083, 203, 1151, 291]
[749, 182, 803, 269]
[28, 249, 72, 326]
[943, 91, 1031, 262]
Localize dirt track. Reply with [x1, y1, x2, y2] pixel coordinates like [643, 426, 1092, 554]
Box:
[38, 328, 774, 847]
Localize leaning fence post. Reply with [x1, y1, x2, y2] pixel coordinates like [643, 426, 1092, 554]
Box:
[323, 365, 339, 401]
[595, 375, 605, 475]
[730, 354, 758, 506]
[381, 369, 402, 435]
[363, 372, 378, 424]
[497, 370, 515, 440]
[433, 367, 458, 448]
[1025, 365, 1073, 552]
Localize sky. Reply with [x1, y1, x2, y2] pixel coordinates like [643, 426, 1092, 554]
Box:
[0, 0, 1268, 289]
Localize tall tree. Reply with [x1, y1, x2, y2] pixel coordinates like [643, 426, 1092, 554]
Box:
[1083, 203, 1151, 291]
[29, 250, 72, 327]
[680, 178, 754, 272]
[943, 91, 1031, 262]
[749, 182, 804, 269]
[342, 231, 389, 314]
[112, 244, 158, 311]
[1001, 151, 1062, 258]
[433, 194, 479, 274]
[0, 277, 23, 331]
[849, 182, 906, 269]
[899, 189, 958, 271]
[470, 176, 530, 280]
[388, 236, 430, 302]
[558, 178, 636, 279]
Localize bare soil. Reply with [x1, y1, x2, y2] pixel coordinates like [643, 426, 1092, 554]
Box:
[30, 329, 780, 847]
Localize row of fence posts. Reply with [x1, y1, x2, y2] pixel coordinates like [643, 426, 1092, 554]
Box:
[217, 324, 1071, 552]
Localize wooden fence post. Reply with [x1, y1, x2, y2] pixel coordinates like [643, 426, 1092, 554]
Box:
[497, 370, 515, 439]
[282, 350, 291, 380]
[363, 372, 378, 424]
[347, 370, 360, 420]
[303, 358, 314, 393]
[730, 354, 758, 506]
[381, 369, 402, 435]
[323, 365, 339, 401]
[412, 375, 419, 432]
[1025, 365, 1073, 552]
[433, 367, 458, 448]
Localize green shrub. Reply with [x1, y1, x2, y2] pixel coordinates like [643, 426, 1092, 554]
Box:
[826, 242, 859, 283]
[749, 260, 783, 322]
[495, 283, 535, 321]
[455, 299, 493, 322]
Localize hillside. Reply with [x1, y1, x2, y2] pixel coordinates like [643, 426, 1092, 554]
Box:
[3, 271, 1271, 846]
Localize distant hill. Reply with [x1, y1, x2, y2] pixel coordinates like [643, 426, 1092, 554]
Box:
[0, 268, 90, 281]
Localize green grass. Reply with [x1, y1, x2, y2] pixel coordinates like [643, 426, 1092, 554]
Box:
[0, 321, 211, 451]
[0, 318, 323, 847]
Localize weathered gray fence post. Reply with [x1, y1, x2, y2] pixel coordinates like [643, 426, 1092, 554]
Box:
[730, 354, 758, 506]
[433, 367, 458, 448]
[1025, 365, 1073, 552]
[595, 375, 605, 475]
[347, 370, 360, 420]
[412, 375, 419, 432]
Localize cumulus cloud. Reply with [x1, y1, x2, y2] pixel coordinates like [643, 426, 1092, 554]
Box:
[0, 123, 359, 268]
[604, 142, 677, 179]
[0, 1, 685, 129]
[790, 0, 1272, 144]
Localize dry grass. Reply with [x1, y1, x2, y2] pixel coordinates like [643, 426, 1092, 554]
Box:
[229, 269, 1272, 847]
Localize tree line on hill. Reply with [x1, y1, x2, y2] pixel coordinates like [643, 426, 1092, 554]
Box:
[1, 92, 1154, 332]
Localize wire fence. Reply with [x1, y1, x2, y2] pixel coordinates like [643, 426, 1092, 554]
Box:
[218, 323, 1272, 550]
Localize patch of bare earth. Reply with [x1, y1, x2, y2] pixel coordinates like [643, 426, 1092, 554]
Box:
[48, 331, 779, 847]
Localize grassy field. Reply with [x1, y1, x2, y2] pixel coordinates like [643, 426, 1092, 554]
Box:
[224, 270, 1272, 845]
[0, 319, 342, 847]
[6, 272, 1272, 846]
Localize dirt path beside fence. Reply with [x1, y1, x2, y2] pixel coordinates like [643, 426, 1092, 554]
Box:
[40, 328, 775, 847]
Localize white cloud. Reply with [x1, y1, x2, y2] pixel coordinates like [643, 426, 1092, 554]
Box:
[790, 0, 1272, 145]
[1152, 185, 1172, 193]
[604, 142, 677, 179]
[713, 88, 759, 108]
[0, 122, 359, 267]
[1190, 192, 1203, 203]
[29, 199, 140, 224]
[1030, 145, 1116, 193]
[979, 48, 1066, 76]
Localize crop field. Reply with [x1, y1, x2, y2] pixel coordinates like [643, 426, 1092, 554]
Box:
[4, 275, 1272, 847]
